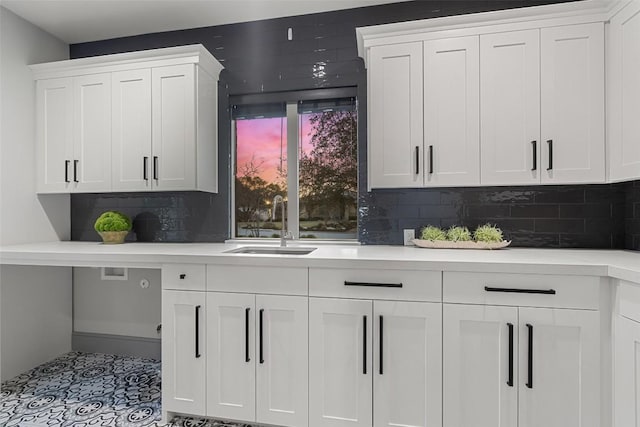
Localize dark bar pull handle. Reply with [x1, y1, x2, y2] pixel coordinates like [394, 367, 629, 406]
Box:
[245, 308, 250, 363]
[65, 160, 70, 183]
[363, 315, 367, 375]
[531, 141, 537, 171]
[344, 281, 402, 288]
[415, 146, 420, 175]
[429, 145, 434, 174]
[547, 139, 553, 171]
[526, 323, 533, 389]
[379, 315, 384, 375]
[73, 160, 79, 183]
[153, 156, 158, 180]
[143, 156, 149, 180]
[195, 305, 201, 358]
[507, 323, 514, 387]
[484, 286, 556, 295]
[259, 308, 264, 364]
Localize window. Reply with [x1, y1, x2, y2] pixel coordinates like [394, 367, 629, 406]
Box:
[232, 91, 357, 240]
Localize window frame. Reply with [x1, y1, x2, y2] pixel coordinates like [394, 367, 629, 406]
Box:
[230, 87, 358, 242]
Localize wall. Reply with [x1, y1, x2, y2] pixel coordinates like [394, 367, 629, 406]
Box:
[67, 1, 640, 250]
[627, 180, 640, 250]
[0, 7, 72, 381]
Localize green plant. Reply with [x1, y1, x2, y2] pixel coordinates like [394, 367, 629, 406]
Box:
[420, 225, 446, 241]
[447, 226, 472, 242]
[474, 223, 504, 243]
[94, 211, 132, 232]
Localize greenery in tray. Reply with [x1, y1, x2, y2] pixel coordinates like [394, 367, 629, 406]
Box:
[94, 211, 132, 232]
[473, 223, 504, 243]
[420, 225, 447, 241]
[447, 226, 472, 242]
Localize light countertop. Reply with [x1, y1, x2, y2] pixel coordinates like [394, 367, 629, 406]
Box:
[1, 241, 639, 283]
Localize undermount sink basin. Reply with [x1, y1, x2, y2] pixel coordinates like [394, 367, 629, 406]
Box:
[225, 246, 317, 255]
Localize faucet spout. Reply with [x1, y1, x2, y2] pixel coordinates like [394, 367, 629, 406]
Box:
[272, 195, 289, 247]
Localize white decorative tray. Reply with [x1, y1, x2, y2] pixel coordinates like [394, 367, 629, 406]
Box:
[412, 239, 511, 250]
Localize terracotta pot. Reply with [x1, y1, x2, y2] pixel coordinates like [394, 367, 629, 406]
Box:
[98, 231, 128, 244]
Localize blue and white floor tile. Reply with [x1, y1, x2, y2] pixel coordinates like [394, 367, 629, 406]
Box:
[0, 352, 253, 427]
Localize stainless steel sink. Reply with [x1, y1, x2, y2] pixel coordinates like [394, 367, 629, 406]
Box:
[225, 246, 317, 255]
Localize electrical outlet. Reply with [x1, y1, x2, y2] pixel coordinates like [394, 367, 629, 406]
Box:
[403, 229, 415, 246]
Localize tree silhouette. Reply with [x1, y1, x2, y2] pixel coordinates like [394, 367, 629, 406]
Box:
[235, 155, 284, 236]
[300, 110, 357, 221]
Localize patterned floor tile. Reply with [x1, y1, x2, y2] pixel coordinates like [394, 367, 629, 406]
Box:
[0, 352, 257, 427]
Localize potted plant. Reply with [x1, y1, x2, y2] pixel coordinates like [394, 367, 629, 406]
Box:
[94, 211, 132, 244]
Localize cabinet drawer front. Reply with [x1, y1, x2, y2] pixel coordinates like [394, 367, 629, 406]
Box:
[618, 281, 640, 323]
[207, 265, 307, 295]
[162, 264, 206, 291]
[443, 272, 600, 309]
[309, 268, 441, 302]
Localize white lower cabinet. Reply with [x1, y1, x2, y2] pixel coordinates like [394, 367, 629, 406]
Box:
[444, 303, 600, 427]
[443, 304, 518, 427]
[309, 297, 442, 427]
[206, 292, 308, 427]
[162, 290, 207, 416]
[614, 280, 640, 427]
[518, 307, 600, 427]
[614, 314, 640, 427]
[206, 292, 256, 421]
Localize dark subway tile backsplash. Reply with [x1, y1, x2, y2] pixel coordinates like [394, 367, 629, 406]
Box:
[68, 0, 640, 250]
[359, 183, 639, 249]
[72, 192, 229, 243]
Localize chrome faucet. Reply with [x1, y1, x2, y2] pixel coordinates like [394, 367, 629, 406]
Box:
[272, 195, 292, 247]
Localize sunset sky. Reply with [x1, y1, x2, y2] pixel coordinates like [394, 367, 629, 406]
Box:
[236, 115, 314, 183]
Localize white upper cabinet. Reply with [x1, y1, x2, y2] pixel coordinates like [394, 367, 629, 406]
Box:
[608, 0, 640, 182]
[32, 44, 223, 194]
[359, 7, 609, 188]
[368, 42, 424, 189]
[152, 64, 197, 191]
[36, 78, 73, 193]
[540, 23, 605, 184]
[424, 36, 480, 187]
[37, 73, 112, 193]
[112, 69, 152, 191]
[480, 29, 541, 186]
[72, 73, 112, 192]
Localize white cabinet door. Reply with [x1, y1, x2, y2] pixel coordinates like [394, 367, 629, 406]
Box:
[541, 23, 605, 184]
[206, 292, 256, 422]
[608, 0, 640, 182]
[614, 314, 640, 427]
[36, 78, 73, 193]
[374, 301, 442, 427]
[161, 290, 206, 417]
[443, 304, 518, 427]
[480, 30, 540, 185]
[424, 36, 480, 187]
[309, 297, 372, 427]
[112, 69, 152, 191]
[152, 64, 196, 191]
[518, 307, 600, 427]
[368, 42, 423, 189]
[72, 73, 111, 192]
[256, 295, 308, 427]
